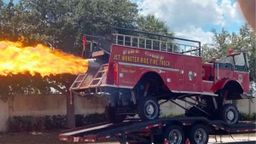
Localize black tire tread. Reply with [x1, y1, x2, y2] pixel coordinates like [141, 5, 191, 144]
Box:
[137, 96, 160, 120]
[189, 124, 209, 144]
[163, 125, 185, 144]
[220, 103, 239, 125]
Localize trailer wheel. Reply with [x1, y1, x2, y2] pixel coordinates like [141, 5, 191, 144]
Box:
[163, 125, 185, 144]
[189, 124, 209, 144]
[138, 97, 160, 120]
[105, 106, 125, 123]
[220, 103, 239, 125]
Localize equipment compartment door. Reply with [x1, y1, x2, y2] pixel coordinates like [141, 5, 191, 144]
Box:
[179, 56, 202, 92]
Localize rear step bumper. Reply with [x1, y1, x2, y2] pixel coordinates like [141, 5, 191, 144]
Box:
[73, 86, 118, 98]
[73, 86, 132, 107]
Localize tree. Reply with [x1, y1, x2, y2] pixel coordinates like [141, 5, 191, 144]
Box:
[0, 0, 3, 9]
[212, 28, 231, 56]
[1, 0, 171, 54]
[137, 15, 169, 35]
[247, 29, 256, 81]
[10, 0, 139, 54]
[202, 44, 219, 61]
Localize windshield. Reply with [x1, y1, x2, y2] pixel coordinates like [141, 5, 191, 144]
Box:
[216, 52, 248, 71]
[234, 53, 245, 66]
[217, 56, 234, 65]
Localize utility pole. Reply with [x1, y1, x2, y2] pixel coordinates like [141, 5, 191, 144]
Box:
[67, 92, 75, 128]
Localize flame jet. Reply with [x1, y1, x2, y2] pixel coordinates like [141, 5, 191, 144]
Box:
[0, 40, 88, 77]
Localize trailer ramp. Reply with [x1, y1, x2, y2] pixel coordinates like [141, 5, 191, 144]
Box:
[59, 117, 256, 144]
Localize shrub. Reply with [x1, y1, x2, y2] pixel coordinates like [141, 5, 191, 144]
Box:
[240, 113, 256, 121]
[75, 113, 105, 127]
[8, 113, 105, 132]
[44, 115, 67, 130]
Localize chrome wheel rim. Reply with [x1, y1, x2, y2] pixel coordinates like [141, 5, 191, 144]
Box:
[168, 129, 183, 144]
[227, 110, 235, 121]
[194, 128, 207, 144]
[144, 100, 158, 119]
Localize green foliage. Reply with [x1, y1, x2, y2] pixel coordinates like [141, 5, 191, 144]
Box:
[212, 28, 231, 55]
[0, 0, 140, 54]
[0, 0, 3, 9]
[239, 113, 256, 121]
[44, 115, 67, 130]
[75, 113, 106, 127]
[0, 74, 76, 101]
[0, 0, 170, 54]
[202, 44, 220, 61]
[137, 15, 169, 35]
[8, 114, 105, 132]
[8, 116, 44, 132]
[160, 113, 184, 118]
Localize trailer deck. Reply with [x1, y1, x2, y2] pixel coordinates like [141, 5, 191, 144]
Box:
[59, 117, 256, 144]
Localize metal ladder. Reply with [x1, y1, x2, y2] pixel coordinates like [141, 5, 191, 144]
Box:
[88, 65, 107, 87]
[70, 73, 88, 90]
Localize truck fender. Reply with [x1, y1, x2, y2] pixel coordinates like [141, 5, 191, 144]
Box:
[212, 79, 243, 99]
[133, 71, 169, 96]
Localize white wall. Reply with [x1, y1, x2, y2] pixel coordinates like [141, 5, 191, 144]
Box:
[237, 98, 256, 114]
[0, 95, 106, 132]
[0, 100, 9, 132]
[0, 95, 255, 132]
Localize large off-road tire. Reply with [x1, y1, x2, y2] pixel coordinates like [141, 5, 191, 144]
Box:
[220, 103, 239, 125]
[105, 106, 126, 123]
[163, 125, 185, 144]
[189, 124, 209, 144]
[138, 97, 160, 121]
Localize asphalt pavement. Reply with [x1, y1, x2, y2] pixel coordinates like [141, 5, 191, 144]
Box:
[208, 134, 256, 144]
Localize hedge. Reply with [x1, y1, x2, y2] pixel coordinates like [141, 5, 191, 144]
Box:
[8, 113, 105, 132]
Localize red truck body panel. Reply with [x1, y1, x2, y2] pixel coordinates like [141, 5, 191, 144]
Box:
[71, 33, 250, 99]
[105, 44, 250, 95]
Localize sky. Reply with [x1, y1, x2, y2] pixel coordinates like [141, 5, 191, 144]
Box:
[4, 0, 246, 45]
[134, 0, 246, 44]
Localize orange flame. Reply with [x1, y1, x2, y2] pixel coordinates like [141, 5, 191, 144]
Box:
[0, 40, 88, 77]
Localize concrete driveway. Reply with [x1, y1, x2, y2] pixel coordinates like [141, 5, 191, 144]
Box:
[208, 134, 256, 144]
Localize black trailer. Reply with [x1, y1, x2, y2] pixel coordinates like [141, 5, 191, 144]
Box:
[59, 117, 256, 144]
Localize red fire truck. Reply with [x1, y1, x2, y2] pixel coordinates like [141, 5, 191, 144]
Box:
[70, 28, 251, 124]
